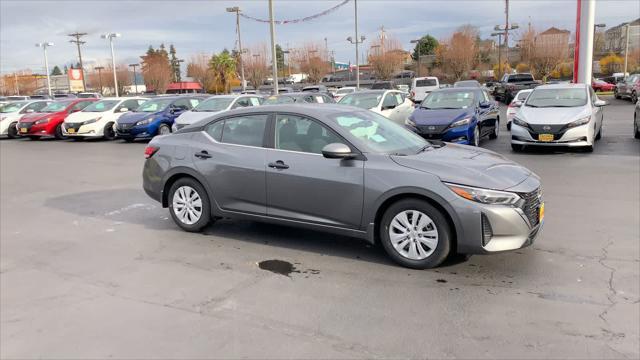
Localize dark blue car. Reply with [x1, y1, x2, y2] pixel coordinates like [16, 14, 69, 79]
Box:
[406, 88, 500, 146]
[116, 96, 204, 141]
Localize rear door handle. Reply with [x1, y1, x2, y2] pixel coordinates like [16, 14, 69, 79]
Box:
[195, 150, 212, 159]
[268, 160, 289, 170]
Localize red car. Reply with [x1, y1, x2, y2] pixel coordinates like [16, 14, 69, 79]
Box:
[17, 98, 97, 139]
[592, 79, 615, 92]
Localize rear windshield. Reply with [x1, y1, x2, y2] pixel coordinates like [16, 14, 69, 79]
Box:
[508, 74, 534, 82]
[263, 96, 296, 105]
[416, 79, 437, 87]
[526, 88, 587, 108]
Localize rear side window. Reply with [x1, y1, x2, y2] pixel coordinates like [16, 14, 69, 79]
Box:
[204, 121, 224, 141]
[416, 79, 437, 87]
[215, 114, 269, 147]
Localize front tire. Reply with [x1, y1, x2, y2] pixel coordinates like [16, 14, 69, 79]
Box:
[103, 122, 116, 140]
[631, 91, 638, 104]
[634, 116, 640, 139]
[379, 199, 452, 269]
[7, 123, 18, 139]
[158, 124, 171, 136]
[472, 126, 480, 146]
[168, 178, 211, 232]
[489, 119, 499, 139]
[614, 88, 621, 99]
[54, 124, 66, 140]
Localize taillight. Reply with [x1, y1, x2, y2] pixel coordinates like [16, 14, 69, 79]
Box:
[144, 146, 159, 159]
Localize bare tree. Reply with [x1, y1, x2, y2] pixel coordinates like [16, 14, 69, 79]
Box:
[368, 37, 405, 80]
[291, 43, 330, 84]
[87, 65, 131, 95]
[187, 53, 216, 93]
[244, 44, 269, 90]
[529, 29, 568, 82]
[438, 25, 479, 80]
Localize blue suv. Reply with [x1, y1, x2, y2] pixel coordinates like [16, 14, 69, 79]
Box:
[116, 96, 204, 141]
[406, 88, 500, 147]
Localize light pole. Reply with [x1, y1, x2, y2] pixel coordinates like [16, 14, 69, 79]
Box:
[410, 38, 422, 76]
[227, 6, 246, 92]
[129, 63, 139, 94]
[35, 42, 54, 97]
[173, 59, 184, 83]
[94, 66, 104, 94]
[101, 32, 121, 97]
[268, 0, 279, 94]
[491, 32, 504, 78]
[623, 23, 630, 77]
[494, 22, 519, 68]
[347, 0, 365, 89]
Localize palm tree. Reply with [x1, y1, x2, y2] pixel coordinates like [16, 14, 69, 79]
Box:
[209, 50, 236, 94]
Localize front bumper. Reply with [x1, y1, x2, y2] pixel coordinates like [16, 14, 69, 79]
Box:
[16, 122, 55, 136]
[510, 123, 592, 147]
[452, 181, 544, 254]
[413, 124, 472, 145]
[116, 123, 154, 140]
[62, 122, 105, 137]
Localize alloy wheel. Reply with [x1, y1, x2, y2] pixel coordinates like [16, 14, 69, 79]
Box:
[172, 186, 203, 225]
[159, 125, 171, 135]
[388, 210, 439, 260]
[473, 126, 480, 146]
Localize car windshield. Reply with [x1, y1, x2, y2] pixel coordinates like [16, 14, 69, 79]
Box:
[526, 88, 587, 108]
[82, 100, 120, 112]
[42, 101, 72, 113]
[194, 98, 234, 112]
[329, 110, 429, 155]
[338, 93, 382, 109]
[454, 81, 480, 88]
[135, 99, 173, 112]
[0, 101, 27, 113]
[421, 91, 475, 109]
[416, 79, 437, 87]
[263, 96, 295, 105]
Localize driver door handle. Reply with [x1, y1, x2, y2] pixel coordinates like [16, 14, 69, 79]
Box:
[268, 160, 289, 170]
[195, 150, 212, 159]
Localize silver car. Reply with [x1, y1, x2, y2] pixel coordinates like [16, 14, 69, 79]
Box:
[511, 83, 607, 152]
[143, 105, 543, 269]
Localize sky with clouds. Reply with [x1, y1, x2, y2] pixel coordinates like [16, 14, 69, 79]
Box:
[1, 0, 638, 75]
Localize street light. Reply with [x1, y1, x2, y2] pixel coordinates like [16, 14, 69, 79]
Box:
[173, 59, 184, 83]
[101, 32, 121, 97]
[94, 66, 104, 94]
[494, 22, 519, 66]
[35, 42, 54, 97]
[491, 32, 504, 78]
[129, 63, 140, 94]
[347, 35, 366, 89]
[226, 6, 246, 92]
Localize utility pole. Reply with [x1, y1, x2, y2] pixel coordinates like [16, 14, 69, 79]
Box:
[129, 63, 139, 94]
[504, 0, 509, 63]
[102, 32, 121, 97]
[227, 6, 246, 92]
[623, 23, 630, 76]
[94, 66, 104, 94]
[347, 0, 365, 89]
[14, 73, 19, 95]
[68, 32, 88, 91]
[268, 0, 278, 94]
[491, 32, 503, 77]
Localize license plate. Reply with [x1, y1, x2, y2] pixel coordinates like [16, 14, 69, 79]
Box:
[68, 128, 75, 134]
[539, 203, 545, 221]
[20, 128, 28, 133]
[538, 134, 554, 142]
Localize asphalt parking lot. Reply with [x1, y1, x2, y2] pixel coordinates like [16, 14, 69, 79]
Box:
[1, 96, 639, 359]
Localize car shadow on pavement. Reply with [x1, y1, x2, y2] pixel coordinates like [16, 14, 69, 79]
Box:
[43, 188, 470, 268]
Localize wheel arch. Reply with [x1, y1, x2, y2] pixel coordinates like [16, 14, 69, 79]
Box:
[161, 167, 219, 216]
[369, 188, 463, 253]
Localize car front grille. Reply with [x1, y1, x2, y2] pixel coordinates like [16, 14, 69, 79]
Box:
[519, 187, 542, 227]
[17, 123, 33, 131]
[117, 123, 134, 130]
[417, 124, 449, 134]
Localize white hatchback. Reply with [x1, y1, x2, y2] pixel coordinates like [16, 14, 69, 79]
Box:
[506, 89, 533, 130]
[511, 84, 606, 152]
[63, 97, 147, 139]
[172, 94, 262, 132]
[338, 90, 415, 125]
[0, 100, 51, 138]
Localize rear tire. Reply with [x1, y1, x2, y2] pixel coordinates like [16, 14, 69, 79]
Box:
[168, 177, 212, 232]
[511, 143, 524, 152]
[7, 123, 18, 139]
[489, 119, 499, 139]
[631, 91, 638, 104]
[379, 199, 451, 269]
[54, 124, 66, 140]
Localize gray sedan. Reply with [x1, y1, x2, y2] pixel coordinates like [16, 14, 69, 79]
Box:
[143, 104, 543, 268]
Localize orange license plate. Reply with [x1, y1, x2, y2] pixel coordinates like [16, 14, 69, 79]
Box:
[20, 128, 28, 133]
[538, 134, 554, 142]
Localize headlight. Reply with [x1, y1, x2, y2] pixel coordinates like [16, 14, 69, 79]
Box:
[83, 117, 102, 125]
[136, 117, 154, 126]
[565, 116, 591, 129]
[449, 117, 472, 128]
[34, 118, 50, 125]
[445, 183, 522, 206]
[512, 116, 529, 128]
[405, 118, 416, 127]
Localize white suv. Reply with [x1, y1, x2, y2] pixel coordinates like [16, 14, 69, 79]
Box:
[63, 97, 147, 140]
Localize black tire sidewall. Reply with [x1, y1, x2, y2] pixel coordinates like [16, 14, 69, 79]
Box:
[379, 199, 451, 269]
[168, 178, 211, 232]
[158, 124, 170, 136]
[7, 123, 17, 138]
[103, 122, 116, 140]
[54, 123, 66, 140]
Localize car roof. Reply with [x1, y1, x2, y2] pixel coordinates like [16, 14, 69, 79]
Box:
[204, 103, 361, 118]
[535, 83, 587, 90]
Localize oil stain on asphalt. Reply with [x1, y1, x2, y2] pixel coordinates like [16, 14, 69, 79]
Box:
[257, 260, 320, 278]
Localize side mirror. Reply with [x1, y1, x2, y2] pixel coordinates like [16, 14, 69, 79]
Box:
[594, 99, 608, 107]
[382, 104, 397, 110]
[479, 101, 491, 108]
[322, 143, 356, 159]
[118, 107, 129, 112]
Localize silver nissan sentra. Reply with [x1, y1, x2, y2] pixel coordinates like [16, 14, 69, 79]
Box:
[143, 104, 544, 269]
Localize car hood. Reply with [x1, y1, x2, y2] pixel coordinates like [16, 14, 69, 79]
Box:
[19, 111, 60, 123]
[175, 110, 218, 125]
[410, 108, 472, 126]
[118, 111, 158, 124]
[520, 105, 590, 125]
[65, 111, 106, 123]
[391, 143, 533, 190]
